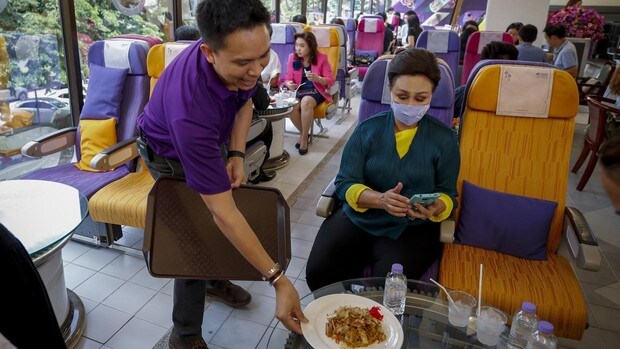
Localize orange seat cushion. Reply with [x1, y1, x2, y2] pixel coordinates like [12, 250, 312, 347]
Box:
[439, 243, 587, 339]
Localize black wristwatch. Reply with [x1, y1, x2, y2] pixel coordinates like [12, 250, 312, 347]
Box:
[227, 150, 245, 160]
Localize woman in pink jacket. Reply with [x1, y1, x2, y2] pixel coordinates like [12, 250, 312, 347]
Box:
[284, 31, 334, 155]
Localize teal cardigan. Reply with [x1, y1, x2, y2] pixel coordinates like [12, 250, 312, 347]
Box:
[335, 111, 460, 239]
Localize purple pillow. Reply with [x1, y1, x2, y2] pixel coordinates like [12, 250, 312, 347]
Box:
[80, 64, 128, 121]
[455, 181, 557, 260]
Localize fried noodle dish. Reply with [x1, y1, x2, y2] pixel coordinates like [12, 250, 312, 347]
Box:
[325, 306, 387, 348]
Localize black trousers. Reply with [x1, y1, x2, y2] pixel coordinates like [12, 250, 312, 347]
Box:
[0, 223, 66, 348]
[306, 208, 442, 291]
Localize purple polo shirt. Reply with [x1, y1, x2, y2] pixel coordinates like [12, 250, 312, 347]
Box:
[138, 40, 256, 194]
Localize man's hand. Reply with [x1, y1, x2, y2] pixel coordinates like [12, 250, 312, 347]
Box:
[226, 157, 246, 188]
[378, 182, 411, 217]
[274, 276, 308, 334]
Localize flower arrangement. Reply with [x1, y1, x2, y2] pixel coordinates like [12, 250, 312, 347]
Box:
[547, 5, 605, 41]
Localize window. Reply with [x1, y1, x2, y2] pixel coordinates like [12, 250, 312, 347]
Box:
[307, 0, 325, 25]
[0, 0, 73, 179]
[279, 0, 302, 23]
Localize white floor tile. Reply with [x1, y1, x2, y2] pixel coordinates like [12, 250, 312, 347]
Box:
[82, 304, 131, 343]
[135, 292, 174, 328]
[210, 316, 267, 349]
[81, 296, 99, 315]
[72, 247, 123, 271]
[284, 256, 307, 279]
[64, 263, 96, 289]
[249, 280, 276, 298]
[201, 308, 230, 342]
[63, 241, 92, 262]
[206, 299, 235, 316]
[230, 292, 277, 326]
[102, 282, 157, 315]
[74, 273, 124, 303]
[291, 238, 313, 259]
[160, 279, 174, 296]
[594, 286, 620, 307]
[74, 336, 103, 349]
[100, 254, 145, 281]
[106, 317, 167, 349]
[257, 327, 290, 349]
[129, 267, 170, 291]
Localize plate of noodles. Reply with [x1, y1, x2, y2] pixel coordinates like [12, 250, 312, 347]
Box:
[301, 294, 404, 349]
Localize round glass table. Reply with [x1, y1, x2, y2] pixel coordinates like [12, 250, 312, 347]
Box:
[270, 277, 511, 349]
[0, 180, 88, 348]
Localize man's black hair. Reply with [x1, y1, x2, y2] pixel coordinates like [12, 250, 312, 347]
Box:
[376, 12, 387, 21]
[196, 0, 270, 51]
[404, 10, 415, 17]
[480, 41, 519, 60]
[506, 22, 523, 32]
[175, 25, 200, 41]
[543, 24, 566, 39]
[292, 14, 307, 24]
[464, 20, 479, 30]
[518, 24, 538, 43]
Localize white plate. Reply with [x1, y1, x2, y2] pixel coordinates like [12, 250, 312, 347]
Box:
[301, 294, 404, 349]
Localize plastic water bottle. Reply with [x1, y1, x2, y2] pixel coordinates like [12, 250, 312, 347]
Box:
[383, 263, 407, 315]
[509, 301, 539, 348]
[526, 321, 557, 349]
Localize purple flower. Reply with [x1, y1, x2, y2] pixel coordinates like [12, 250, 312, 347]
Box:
[548, 5, 605, 41]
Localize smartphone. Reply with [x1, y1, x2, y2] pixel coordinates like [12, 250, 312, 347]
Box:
[409, 193, 441, 207]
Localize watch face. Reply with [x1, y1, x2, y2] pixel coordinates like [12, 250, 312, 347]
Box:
[0, 0, 8, 14]
[112, 0, 146, 16]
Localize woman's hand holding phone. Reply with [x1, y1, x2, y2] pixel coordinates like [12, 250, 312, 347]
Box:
[408, 198, 446, 220]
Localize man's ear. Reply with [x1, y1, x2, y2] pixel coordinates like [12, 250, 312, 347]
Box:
[200, 43, 216, 64]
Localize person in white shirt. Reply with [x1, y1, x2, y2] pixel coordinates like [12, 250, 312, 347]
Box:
[261, 26, 282, 90]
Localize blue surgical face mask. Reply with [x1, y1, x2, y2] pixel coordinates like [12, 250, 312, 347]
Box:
[390, 98, 430, 126]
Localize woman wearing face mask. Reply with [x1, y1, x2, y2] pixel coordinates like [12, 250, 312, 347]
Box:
[305, 49, 460, 291]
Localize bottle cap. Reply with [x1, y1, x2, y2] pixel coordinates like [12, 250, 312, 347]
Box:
[522, 301, 536, 314]
[391, 263, 403, 274]
[538, 321, 554, 334]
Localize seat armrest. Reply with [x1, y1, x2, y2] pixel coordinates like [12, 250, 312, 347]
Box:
[439, 214, 455, 243]
[21, 127, 77, 158]
[562, 206, 601, 271]
[327, 81, 341, 96]
[316, 177, 340, 218]
[90, 137, 139, 171]
[247, 118, 267, 142]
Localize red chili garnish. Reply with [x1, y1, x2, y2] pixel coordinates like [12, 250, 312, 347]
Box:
[369, 306, 384, 320]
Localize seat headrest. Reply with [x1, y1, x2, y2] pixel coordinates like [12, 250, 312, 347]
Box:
[361, 58, 391, 103]
[271, 23, 296, 45]
[466, 31, 513, 54]
[358, 18, 385, 33]
[306, 26, 341, 48]
[88, 39, 150, 75]
[418, 30, 459, 53]
[282, 22, 306, 33]
[467, 64, 578, 119]
[147, 42, 192, 78]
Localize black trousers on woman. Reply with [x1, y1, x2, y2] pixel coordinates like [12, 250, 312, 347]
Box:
[305, 207, 442, 291]
[0, 223, 66, 348]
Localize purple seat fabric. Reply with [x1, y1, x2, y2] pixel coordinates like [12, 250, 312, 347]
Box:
[270, 23, 297, 82]
[355, 18, 385, 78]
[415, 30, 460, 79]
[359, 57, 455, 126]
[22, 38, 151, 198]
[345, 18, 356, 60]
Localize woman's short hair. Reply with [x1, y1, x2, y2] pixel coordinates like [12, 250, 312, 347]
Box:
[387, 48, 441, 91]
[293, 31, 319, 65]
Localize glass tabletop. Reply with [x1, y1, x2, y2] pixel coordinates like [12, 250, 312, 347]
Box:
[272, 277, 511, 349]
[0, 179, 88, 256]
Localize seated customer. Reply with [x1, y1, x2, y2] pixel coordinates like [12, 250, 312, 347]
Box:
[517, 24, 547, 63]
[506, 22, 523, 45]
[283, 31, 334, 155]
[261, 25, 282, 90]
[544, 24, 578, 78]
[306, 49, 460, 291]
[459, 26, 478, 61]
[454, 41, 518, 118]
[174, 24, 200, 41]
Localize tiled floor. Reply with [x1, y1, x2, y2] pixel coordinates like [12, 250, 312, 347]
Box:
[62, 96, 620, 349]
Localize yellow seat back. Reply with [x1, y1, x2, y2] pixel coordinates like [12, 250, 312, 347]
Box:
[303, 26, 341, 119]
[0, 36, 8, 90]
[458, 64, 578, 252]
[146, 42, 192, 96]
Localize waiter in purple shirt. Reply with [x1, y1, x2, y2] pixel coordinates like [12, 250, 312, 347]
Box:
[136, 1, 307, 348]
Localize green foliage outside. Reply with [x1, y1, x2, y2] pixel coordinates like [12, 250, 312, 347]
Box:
[0, 0, 168, 91]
